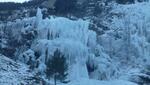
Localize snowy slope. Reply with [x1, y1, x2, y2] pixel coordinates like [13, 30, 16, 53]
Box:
[0, 54, 37, 85]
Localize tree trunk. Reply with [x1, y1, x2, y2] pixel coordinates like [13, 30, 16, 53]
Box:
[54, 74, 57, 85]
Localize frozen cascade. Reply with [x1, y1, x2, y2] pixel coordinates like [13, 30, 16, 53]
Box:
[32, 8, 97, 80]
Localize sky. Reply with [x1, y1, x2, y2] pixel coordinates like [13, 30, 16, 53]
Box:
[0, 0, 29, 3]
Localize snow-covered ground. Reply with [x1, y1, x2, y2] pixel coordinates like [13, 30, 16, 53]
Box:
[61, 78, 137, 85]
[0, 0, 29, 3]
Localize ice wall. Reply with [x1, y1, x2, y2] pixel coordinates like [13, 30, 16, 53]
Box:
[32, 8, 97, 80]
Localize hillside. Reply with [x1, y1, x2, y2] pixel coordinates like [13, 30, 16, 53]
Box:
[0, 0, 150, 85]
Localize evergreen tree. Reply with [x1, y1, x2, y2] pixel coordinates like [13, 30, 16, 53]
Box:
[46, 49, 68, 85]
